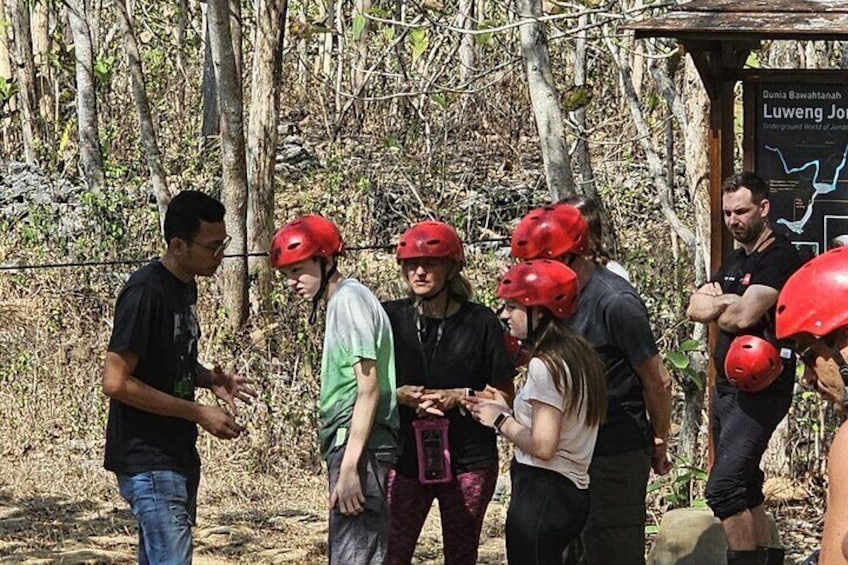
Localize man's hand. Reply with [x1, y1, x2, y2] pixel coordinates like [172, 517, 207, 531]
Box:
[196, 404, 245, 440]
[329, 465, 365, 515]
[803, 363, 847, 411]
[209, 365, 257, 415]
[652, 437, 673, 475]
[698, 282, 722, 297]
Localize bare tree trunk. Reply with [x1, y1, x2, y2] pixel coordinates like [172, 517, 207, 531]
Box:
[229, 0, 242, 78]
[457, 0, 475, 85]
[296, 1, 308, 89]
[333, 0, 344, 119]
[247, 0, 287, 314]
[0, 0, 10, 84]
[208, 0, 248, 329]
[0, 0, 12, 156]
[571, 13, 596, 199]
[66, 0, 104, 191]
[514, 0, 575, 201]
[31, 0, 52, 142]
[351, 0, 369, 121]
[679, 57, 710, 467]
[603, 32, 694, 247]
[175, 0, 189, 117]
[322, 0, 334, 79]
[10, 0, 38, 162]
[116, 0, 171, 233]
[200, 2, 219, 140]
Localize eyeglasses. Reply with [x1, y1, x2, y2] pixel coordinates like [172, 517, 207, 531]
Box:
[189, 235, 232, 256]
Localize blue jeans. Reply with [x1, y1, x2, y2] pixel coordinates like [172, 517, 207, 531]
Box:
[117, 470, 199, 565]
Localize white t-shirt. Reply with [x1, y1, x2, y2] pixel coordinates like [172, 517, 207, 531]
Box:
[513, 358, 599, 489]
[605, 260, 631, 282]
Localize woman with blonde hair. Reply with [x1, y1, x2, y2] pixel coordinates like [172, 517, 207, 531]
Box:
[382, 220, 515, 565]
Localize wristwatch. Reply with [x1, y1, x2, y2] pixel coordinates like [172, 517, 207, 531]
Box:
[493, 411, 512, 435]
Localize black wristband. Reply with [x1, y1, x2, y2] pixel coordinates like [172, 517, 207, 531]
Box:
[493, 411, 511, 434]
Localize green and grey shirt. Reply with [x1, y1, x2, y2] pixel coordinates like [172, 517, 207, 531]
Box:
[319, 278, 399, 460]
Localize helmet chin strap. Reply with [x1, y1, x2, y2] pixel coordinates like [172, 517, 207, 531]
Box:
[309, 257, 337, 325]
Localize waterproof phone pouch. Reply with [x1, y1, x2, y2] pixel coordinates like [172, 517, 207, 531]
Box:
[412, 418, 452, 484]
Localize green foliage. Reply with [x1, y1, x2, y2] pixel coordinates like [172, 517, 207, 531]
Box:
[562, 85, 593, 112]
[352, 14, 367, 40]
[647, 456, 708, 509]
[0, 76, 18, 105]
[93, 55, 115, 86]
[475, 19, 501, 47]
[408, 28, 429, 62]
[431, 93, 450, 109]
[666, 338, 706, 392]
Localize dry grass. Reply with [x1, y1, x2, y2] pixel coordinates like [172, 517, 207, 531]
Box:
[0, 140, 833, 564]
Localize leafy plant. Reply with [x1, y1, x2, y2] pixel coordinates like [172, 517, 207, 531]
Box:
[647, 456, 708, 509]
[666, 338, 706, 392]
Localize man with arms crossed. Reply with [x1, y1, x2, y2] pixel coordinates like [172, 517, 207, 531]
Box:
[687, 172, 801, 565]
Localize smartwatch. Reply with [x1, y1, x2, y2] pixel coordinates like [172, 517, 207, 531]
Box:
[493, 411, 512, 435]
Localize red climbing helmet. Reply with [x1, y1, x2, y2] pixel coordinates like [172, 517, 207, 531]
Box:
[497, 259, 580, 319]
[510, 204, 589, 260]
[396, 221, 465, 265]
[724, 335, 782, 393]
[776, 247, 848, 340]
[269, 214, 345, 269]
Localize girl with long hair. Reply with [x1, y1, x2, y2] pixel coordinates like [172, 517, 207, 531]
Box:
[466, 259, 606, 565]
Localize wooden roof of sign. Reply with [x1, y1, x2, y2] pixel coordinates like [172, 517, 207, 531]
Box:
[629, 0, 848, 41]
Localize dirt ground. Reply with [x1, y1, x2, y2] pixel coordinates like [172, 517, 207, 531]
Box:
[0, 442, 510, 565]
[0, 442, 822, 564]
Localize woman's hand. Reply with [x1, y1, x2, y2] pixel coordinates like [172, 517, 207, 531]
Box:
[420, 388, 462, 413]
[397, 385, 445, 417]
[396, 385, 425, 408]
[468, 399, 508, 429]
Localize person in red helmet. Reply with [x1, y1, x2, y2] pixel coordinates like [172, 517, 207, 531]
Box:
[775, 247, 848, 564]
[687, 172, 802, 565]
[270, 214, 399, 565]
[513, 203, 672, 565]
[465, 259, 606, 565]
[381, 220, 514, 565]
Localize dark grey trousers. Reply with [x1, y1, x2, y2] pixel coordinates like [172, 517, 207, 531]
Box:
[327, 446, 393, 565]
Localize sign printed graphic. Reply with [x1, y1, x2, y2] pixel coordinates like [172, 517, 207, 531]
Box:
[754, 83, 848, 256]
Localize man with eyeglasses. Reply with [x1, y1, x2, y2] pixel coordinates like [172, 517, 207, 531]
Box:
[102, 190, 256, 563]
[687, 172, 802, 565]
[776, 247, 848, 564]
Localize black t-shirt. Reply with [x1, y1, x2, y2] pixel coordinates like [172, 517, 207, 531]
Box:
[570, 267, 658, 455]
[104, 260, 202, 474]
[382, 299, 515, 477]
[712, 233, 801, 394]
